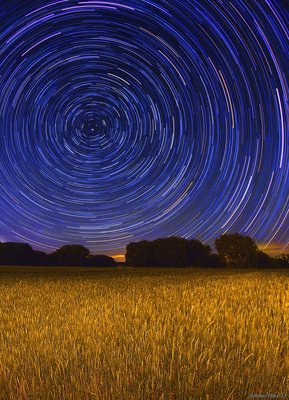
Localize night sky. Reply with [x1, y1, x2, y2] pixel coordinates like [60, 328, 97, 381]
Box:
[0, 0, 288, 259]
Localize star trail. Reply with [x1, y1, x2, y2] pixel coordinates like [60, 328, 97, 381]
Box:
[0, 0, 288, 257]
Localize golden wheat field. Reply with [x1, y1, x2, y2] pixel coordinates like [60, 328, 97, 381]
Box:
[0, 267, 288, 400]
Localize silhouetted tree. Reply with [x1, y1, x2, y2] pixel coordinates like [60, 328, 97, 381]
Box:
[208, 253, 225, 268]
[0, 242, 34, 266]
[126, 240, 154, 267]
[215, 234, 259, 267]
[31, 251, 50, 266]
[186, 239, 212, 267]
[88, 255, 116, 267]
[126, 237, 216, 267]
[255, 250, 275, 268]
[53, 244, 90, 266]
[152, 237, 188, 267]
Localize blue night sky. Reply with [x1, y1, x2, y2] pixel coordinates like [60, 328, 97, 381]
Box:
[0, 0, 288, 259]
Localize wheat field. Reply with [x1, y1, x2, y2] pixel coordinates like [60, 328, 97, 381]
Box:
[0, 267, 288, 400]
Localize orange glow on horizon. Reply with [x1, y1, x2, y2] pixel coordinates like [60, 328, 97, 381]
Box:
[112, 254, 125, 262]
[258, 242, 288, 256]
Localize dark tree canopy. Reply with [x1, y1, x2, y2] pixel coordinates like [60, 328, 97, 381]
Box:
[0, 242, 34, 266]
[126, 237, 216, 268]
[126, 240, 154, 267]
[186, 239, 212, 267]
[206, 253, 224, 268]
[215, 233, 275, 268]
[255, 250, 274, 268]
[152, 237, 188, 267]
[52, 244, 90, 266]
[31, 251, 50, 266]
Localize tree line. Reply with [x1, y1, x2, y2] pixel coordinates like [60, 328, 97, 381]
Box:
[126, 234, 289, 268]
[0, 243, 116, 267]
[0, 233, 288, 268]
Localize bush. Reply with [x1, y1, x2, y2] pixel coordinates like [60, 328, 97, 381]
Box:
[88, 255, 116, 267]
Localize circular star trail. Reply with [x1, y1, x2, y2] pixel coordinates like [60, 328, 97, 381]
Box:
[0, 0, 288, 255]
